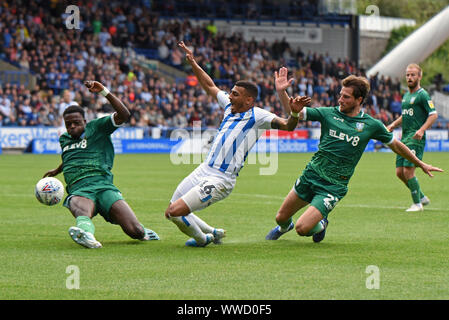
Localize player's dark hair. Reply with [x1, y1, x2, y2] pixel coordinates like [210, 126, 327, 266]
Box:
[235, 80, 259, 100]
[342, 75, 370, 103]
[63, 105, 85, 118]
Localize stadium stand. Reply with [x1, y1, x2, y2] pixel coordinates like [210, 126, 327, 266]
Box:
[0, 0, 446, 138]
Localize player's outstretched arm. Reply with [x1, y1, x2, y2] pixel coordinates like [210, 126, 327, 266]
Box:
[43, 163, 63, 178]
[271, 96, 311, 131]
[389, 139, 443, 177]
[178, 41, 220, 98]
[84, 80, 130, 125]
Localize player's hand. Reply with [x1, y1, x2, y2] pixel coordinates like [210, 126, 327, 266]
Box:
[413, 129, 424, 140]
[178, 41, 194, 63]
[289, 96, 311, 113]
[84, 80, 104, 93]
[43, 168, 60, 178]
[420, 163, 443, 178]
[275, 67, 294, 91]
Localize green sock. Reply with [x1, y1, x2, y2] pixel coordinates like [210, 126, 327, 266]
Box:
[305, 221, 325, 236]
[76, 216, 95, 234]
[407, 177, 421, 204]
[419, 190, 425, 200]
[278, 218, 293, 232]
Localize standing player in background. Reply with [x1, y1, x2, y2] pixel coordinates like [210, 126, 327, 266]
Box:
[387, 64, 438, 212]
[266, 70, 443, 243]
[44, 81, 160, 248]
[164, 41, 311, 247]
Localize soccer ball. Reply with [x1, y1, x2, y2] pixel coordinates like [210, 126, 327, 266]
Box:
[35, 177, 65, 206]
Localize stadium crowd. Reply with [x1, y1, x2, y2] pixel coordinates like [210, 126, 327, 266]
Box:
[0, 0, 445, 136]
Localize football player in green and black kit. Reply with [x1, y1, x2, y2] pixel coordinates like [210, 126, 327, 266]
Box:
[44, 81, 159, 248]
[387, 64, 438, 212]
[266, 69, 442, 243]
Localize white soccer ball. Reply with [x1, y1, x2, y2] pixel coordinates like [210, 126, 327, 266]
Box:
[35, 177, 65, 206]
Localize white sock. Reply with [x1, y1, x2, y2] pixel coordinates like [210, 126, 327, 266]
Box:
[169, 214, 207, 244]
[189, 213, 214, 233]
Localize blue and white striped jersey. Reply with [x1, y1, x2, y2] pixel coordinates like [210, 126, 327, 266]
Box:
[205, 91, 276, 176]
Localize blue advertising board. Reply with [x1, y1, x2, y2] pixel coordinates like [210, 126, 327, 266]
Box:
[0, 126, 144, 148]
[30, 138, 449, 154]
[118, 139, 181, 153]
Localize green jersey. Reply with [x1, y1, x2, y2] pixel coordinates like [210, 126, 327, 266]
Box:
[304, 106, 394, 186]
[60, 115, 120, 187]
[401, 88, 436, 146]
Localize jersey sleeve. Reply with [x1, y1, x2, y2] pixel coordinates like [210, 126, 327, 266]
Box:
[253, 107, 277, 129]
[217, 90, 232, 110]
[420, 90, 437, 115]
[90, 114, 119, 136]
[303, 107, 326, 122]
[372, 120, 395, 145]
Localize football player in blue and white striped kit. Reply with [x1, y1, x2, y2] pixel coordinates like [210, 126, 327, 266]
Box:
[164, 42, 311, 247]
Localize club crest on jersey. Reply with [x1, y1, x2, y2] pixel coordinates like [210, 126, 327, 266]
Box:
[355, 122, 365, 132]
[410, 97, 416, 104]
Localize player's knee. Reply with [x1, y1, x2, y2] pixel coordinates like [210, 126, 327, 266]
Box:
[165, 203, 179, 218]
[275, 211, 290, 225]
[165, 200, 190, 218]
[403, 169, 415, 181]
[274, 212, 282, 224]
[295, 223, 308, 237]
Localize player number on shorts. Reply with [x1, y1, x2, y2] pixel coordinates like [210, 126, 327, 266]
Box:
[323, 194, 339, 210]
[203, 184, 216, 195]
[199, 181, 216, 203]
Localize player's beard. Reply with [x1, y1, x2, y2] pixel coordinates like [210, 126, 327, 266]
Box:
[339, 102, 358, 115]
[407, 80, 419, 91]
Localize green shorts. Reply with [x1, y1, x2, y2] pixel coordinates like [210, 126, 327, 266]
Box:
[63, 175, 123, 223]
[396, 144, 424, 168]
[293, 167, 348, 218]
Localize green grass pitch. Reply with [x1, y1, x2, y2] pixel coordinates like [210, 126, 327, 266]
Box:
[0, 152, 448, 300]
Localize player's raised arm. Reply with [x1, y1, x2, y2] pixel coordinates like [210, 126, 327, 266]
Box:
[388, 139, 443, 177]
[178, 41, 220, 98]
[84, 80, 130, 125]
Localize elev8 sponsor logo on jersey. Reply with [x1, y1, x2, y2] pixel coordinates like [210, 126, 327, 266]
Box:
[62, 138, 87, 152]
[402, 108, 414, 116]
[329, 129, 360, 146]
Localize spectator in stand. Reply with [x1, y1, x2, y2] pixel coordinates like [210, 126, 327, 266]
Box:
[58, 90, 78, 117]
